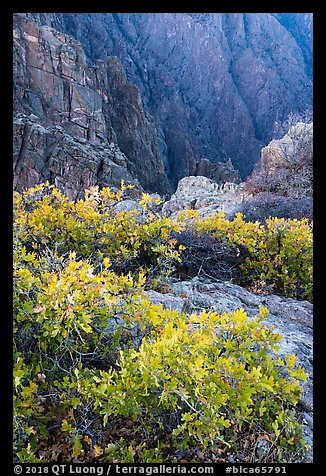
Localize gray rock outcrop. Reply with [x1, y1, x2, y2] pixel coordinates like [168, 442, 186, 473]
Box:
[256, 122, 313, 199]
[162, 176, 245, 217]
[13, 114, 136, 200]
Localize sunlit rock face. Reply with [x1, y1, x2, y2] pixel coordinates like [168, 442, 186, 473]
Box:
[162, 176, 245, 218]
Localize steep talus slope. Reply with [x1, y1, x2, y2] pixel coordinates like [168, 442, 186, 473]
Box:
[13, 14, 171, 196]
[26, 13, 312, 185]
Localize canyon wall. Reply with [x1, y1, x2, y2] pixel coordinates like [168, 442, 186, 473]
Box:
[13, 13, 312, 194]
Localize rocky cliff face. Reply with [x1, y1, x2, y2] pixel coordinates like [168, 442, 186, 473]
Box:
[272, 13, 313, 80]
[13, 13, 312, 195]
[13, 14, 172, 196]
[13, 114, 135, 200]
[260, 122, 313, 197]
[26, 13, 312, 186]
[245, 121, 313, 200]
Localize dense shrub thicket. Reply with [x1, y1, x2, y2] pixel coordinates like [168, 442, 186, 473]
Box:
[13, 184, 312, 463]
[179, 209, 312, 301]
[13, 183, 182, 289]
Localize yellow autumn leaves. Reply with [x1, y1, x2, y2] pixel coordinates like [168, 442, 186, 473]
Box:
[13, 182, 311, 463]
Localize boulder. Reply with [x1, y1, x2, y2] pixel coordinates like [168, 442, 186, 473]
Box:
[145, 290, 185, 314]
[113, 199, 143, 214]
[162, 176, 245, 217]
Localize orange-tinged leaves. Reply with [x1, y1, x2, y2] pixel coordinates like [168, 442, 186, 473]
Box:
[32, 304, 45, 313]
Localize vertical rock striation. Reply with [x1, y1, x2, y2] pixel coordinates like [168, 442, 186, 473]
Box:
[13, 14, 171, 196]
[13, 13, 312, 195]
[27, 13, 312, 182]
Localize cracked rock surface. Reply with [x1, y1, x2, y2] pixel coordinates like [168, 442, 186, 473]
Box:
[13, 14, 171, 195]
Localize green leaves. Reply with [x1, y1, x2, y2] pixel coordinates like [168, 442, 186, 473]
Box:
[13, 184, 310, 463]
[61, 419, 74, 433]
[14, 184, 184, 288]
[70, 306, 307, 456]
[191, 212, 313, 301]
